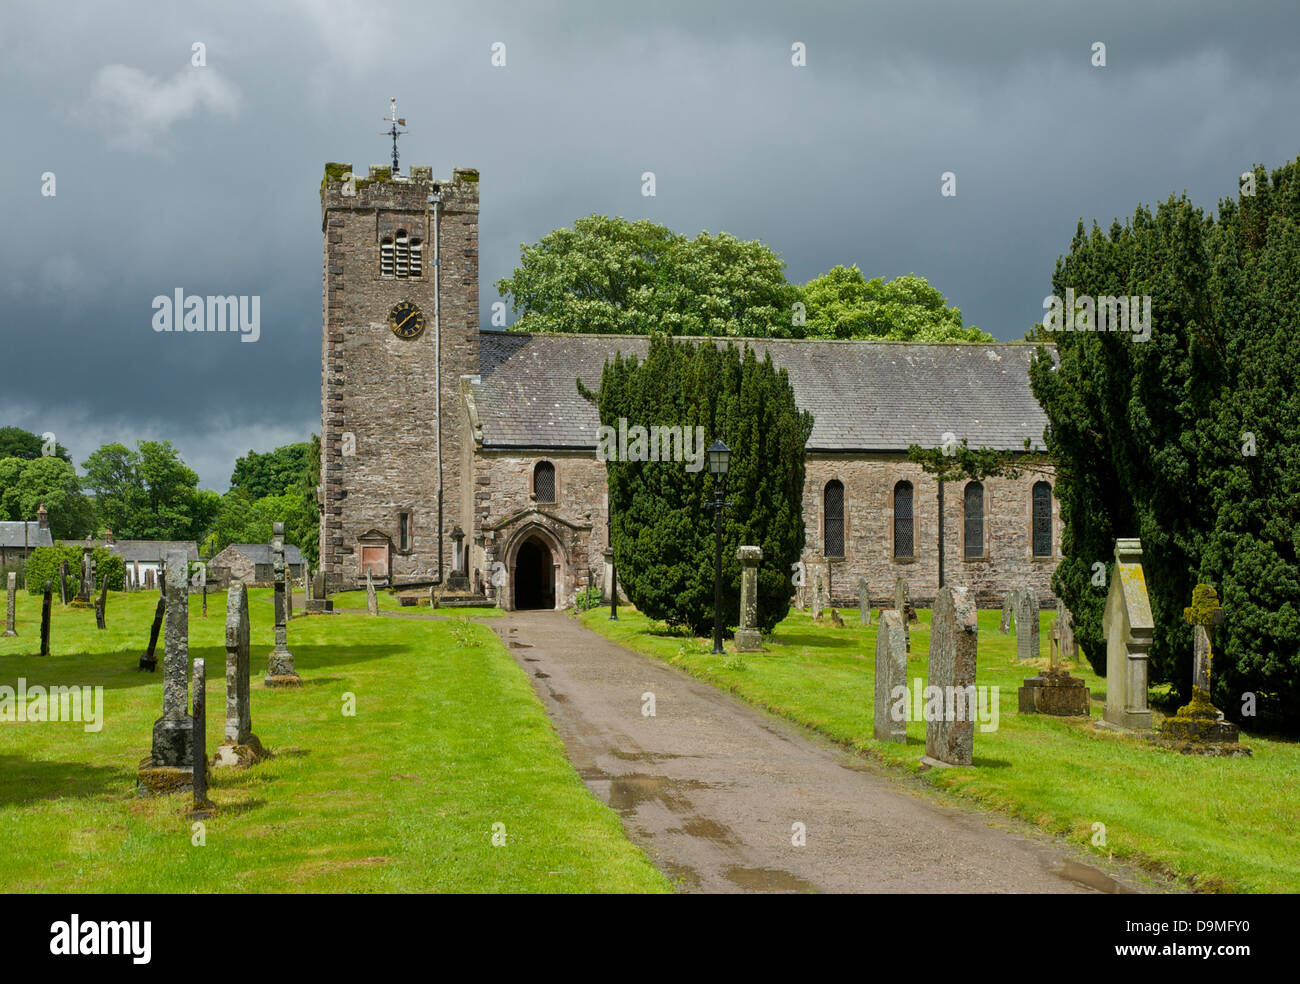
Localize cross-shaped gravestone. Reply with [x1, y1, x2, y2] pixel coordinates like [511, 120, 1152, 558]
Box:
[1184, 583, 1224, 697]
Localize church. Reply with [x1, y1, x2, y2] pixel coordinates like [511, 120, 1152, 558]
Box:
[319, 161, 1059, 612]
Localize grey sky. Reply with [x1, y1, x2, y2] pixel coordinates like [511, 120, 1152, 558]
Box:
[2, 0, 1297, 489]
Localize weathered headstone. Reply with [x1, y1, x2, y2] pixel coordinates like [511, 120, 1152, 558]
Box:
[1158, 584, 1241, 748]
[1102, 539, 1155, 730]
[1014, 587, 1039, 661]
[139, 595, 165, 671]
[808, 563, 823, 621]
[734, 545, 764, 651]
[78, 546, 94, 603]
[144, 568, 155, 591]
[3, 571, 16, 637]
[214, 582, 267, 767]
[284, 562, 293, 621]
[95, 580, 107, 630]
[306, 569, 333, 613]
[924, 585, 978, 766]
[201, 565, 207, 619]
[138, 550, 195, 795]
[1054, 600, 1077, 663]
[40, 581, 52, 656]
[366, 569, 379, 616]
[59, 561, 69, 605]
[873, 609, 908, 743]
[999, 590, 1018, 634]
[1019, 597, 1089, 716]
[858, 577, 871, 626]
[893, 577, 911, 651]
[190, 657, 211, 813]
[265, 522, 301, 686]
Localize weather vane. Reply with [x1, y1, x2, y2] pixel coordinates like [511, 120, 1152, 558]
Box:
[381, 97, 408, 175]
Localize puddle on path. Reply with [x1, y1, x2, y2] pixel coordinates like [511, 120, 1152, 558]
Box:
[602, 773, 713, 814]
[535, 671, 550, 679]
[723, 865, 818, 893]
[1053, 859, 1134, 894]
[674, 816, 739, 846]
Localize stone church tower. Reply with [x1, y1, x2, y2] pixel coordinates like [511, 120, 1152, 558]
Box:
[319, 162, 480, 589]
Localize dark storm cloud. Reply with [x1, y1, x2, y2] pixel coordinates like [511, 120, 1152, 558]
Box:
[1, 0, 1296, 488]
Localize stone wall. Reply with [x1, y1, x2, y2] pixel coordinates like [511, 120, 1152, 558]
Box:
[320, 164, 480, 589]
[803, 454, 1059, 608]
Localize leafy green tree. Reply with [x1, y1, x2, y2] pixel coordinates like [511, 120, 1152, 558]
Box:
[0, 426, 70, 461]
[584, 333, 812, 635]
[206, 486, 318, 566]
[80, 441, 216, 542]
[1029, 156, 1300, 730]
[0, 455, 94, 539]
[799, 266, 992, 341]
[230, 442, 317, 499]
[24, 545, 123, 595]
[498, 215, 799, 337]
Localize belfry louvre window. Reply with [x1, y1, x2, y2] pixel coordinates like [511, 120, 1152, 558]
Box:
[409, 238, 423, 277]
[964, 482, 985, 558]
[394, 232, 409, 278]
[380, 232, 423, 279]
[534, 461, 556, 503]
[824, 480, 845, 558]
[380, 237, 394, 277]
[1032, 481, 1053, 557]
[893, 481, 914, 559]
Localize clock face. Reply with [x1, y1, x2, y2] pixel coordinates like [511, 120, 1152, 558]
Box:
[388, 301, 426, 340]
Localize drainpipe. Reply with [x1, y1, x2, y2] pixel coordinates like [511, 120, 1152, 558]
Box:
[429, 189, 443, 585]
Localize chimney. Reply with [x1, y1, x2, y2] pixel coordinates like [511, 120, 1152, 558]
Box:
[37, 503, 48, 530]
[104, 527, 115, 545]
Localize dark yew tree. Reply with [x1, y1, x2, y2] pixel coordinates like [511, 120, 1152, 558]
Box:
[584, 334, 812, 636]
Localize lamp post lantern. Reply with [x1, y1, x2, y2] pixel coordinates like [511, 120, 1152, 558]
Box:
[706, 440, 732, 655]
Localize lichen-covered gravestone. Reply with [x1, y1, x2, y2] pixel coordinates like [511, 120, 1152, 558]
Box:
[95, 581, 107, 630]
[1018, 599, 1089, 716]
[59, 561, 69, 605]
[265, 522, 301, 687]
[734, 545, 763, 651]
[1158, 584, 1245, 751]
[78, 547, 94, 603]
[190, 657, 213, 815]
[139, 594, 165, 671]
[858, 578, 871, 626]
[1014, 587, 1039, 661]
[999, 590, 1018, 634]
[214, 582, 267, 767]
[366, 569, 379, 616]
[873, 610, 908, 742]
[1102, 539, 1154, 730]
[924, 585, 978, 767]
[137, 550, 196, 796]
[893, 576, 911, 651]
[3, 572, 16, 637]
[809, 562, 823, 621]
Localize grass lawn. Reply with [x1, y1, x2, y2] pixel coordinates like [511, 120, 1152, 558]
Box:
[0, 589, 668, 893]
[582, 605, 1300, 893]
[330, 589, 503, 618]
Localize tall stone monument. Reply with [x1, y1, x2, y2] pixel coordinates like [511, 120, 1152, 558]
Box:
[734, 545, 763, 652]
[893, 577, 912, 651]
[190, 657, 212, 814]
[40, 581, 52, 656]
[139, 594, 165, 671]
[858, 578, 871, 626]
[215, 583, 267, 767]
[1102, 539, 1155, 730]
[95, 580, 108, 630]
[809, 562, 823, 621]
[3, 571, 16, 636]
[366, 569, 379, 616]
[138, 550, 195, 795]
[78, 546, 94, 603]
[1014, 586, 1039, 661]
[873, 610, 908, 743]
[265, 522, 301, 687]
[999, 589, 1019, 634]
[925, 585, 979, 767]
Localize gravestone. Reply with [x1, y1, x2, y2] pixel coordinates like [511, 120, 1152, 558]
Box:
[734, 545, 764, 651]
[284, 562, 293, 621]
[1053, 600, 1077, 663]
[366, 569, 379, 616]
[1158, 584, 1242, 748]
[924, 585, 979, 767]
[809, 563, 823, 621]
[1014, 587, 1039, 661]
[139, 595, 165, 671]
[214, 583, 267, 767]
[95, 581, 107, 630]
[201, 567, 207, 619]
[265, 522, 301, 686]
[78, 547, 94, 603]
[190, 657, 212, 814]
[59, 561, 69, 605]
[3, 571, 16, 636]
[138, 550, 195, 796]
[858, 578, 871, 626]
[999, 590, 1018, 634]
[1019, 598, 1089, 716]
[893, 577, 911, 651]
[873, 610, 908, 743]
[1102, 539, 1155, 730]
[306, 569, 333, 613]
[40, 581, 52, 656]
[144, 568, 154, 591]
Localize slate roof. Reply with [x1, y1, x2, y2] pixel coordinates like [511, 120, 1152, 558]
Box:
[216, 543, 305, 566]
[472, 332, 1052, 453]
[0, 522, 54, 549]
[108, 540, 200, 563]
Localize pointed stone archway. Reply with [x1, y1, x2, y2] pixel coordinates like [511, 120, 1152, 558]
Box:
[503, 522, 565, 611]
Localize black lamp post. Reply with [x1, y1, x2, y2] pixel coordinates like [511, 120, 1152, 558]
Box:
[707, 439, 732, 655]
